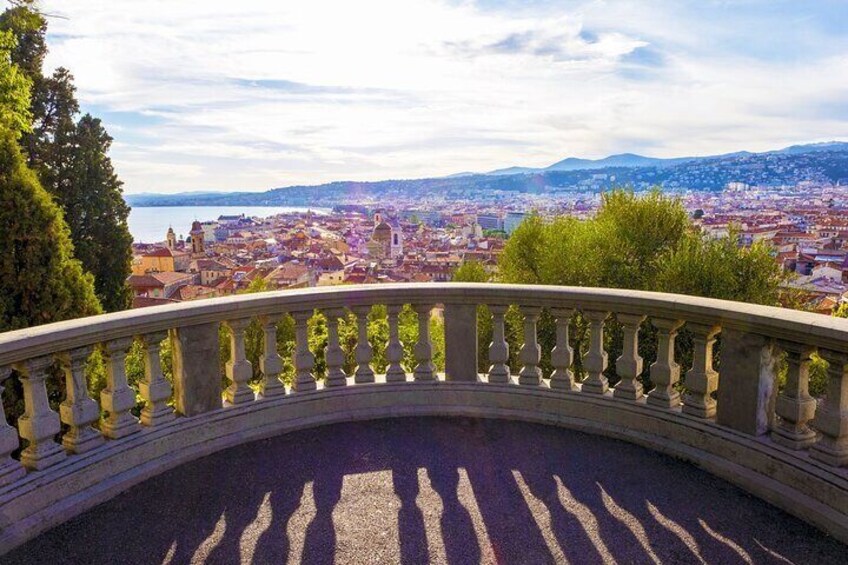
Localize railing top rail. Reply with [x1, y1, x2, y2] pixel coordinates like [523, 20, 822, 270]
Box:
[1, 283, 847, 366]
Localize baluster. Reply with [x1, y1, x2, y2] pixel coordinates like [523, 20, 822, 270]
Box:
[519, 306, 542, 386]
[582, 310, 609, 394]
[14, 356, 66, 470]
[413, 304, 436, 381]
[647, 318, 685, 408]
[324, 309, 348, 387]
[258, 315, 286, 397]
[682, 324, 720, 418]
[771, 341, 817, 449]
[101, 338, 141, 439]
[0, 368, 25, 485]
[487, 304, 512, 384]
[292, 311, 317, 392]
[224, 319, 255, 405]
[614, 314, 646, 400]
[550, 308, 576, 390]
[139, 332, 176, 425]
[811, 350, 848, 466]
[385, 304, 407, 382]
[352, 306, 375, 383]
[57, 346, 104, 452]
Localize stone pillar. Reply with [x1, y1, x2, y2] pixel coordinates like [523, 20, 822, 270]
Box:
[292, 311, 317, 392]
[14, 356, 66, 470]
[682, 324, 720, 418]
[101, 338, 141, 439]
[647, 318, 684, 409]
[57, 346, 104, 453]
[811, 349, 848, 466]
[258, 315, 286, 397]
[351, 306, 375, 384]
[550, 308, 576, 391]
[413, 304, 436, 381]
[444, 303, 478, 382]
[0, 368, 25, 485]
[518, 306, 542, 386]
[138, 332, 176, 426]
[487, 304, 512, 384]
[614, 314, 646, 400]
[771, 341, 817, 449]
[385, 305, 407, 382]
[582, 310, 609, 394]
[171, 323, 223, 416]
[324, 309, 348, 387]
[224, 319, 255, 405]
[716, 329, 779, 436]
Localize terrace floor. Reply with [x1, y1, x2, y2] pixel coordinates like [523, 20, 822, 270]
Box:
[4, 417, 846, 564]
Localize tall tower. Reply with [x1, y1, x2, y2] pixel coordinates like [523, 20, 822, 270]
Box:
[190, 220, 205, 254]
[166, 226, 177, 250]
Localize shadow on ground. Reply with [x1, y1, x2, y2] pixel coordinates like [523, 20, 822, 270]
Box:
[4, 417, 845, 564]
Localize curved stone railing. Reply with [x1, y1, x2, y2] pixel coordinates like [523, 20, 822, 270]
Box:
[0, 283, 846, 551]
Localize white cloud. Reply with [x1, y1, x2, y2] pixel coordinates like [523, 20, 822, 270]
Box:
[38, 0, 848, 193]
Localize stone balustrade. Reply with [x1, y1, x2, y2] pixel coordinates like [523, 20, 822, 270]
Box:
[0, 283, 846, 552]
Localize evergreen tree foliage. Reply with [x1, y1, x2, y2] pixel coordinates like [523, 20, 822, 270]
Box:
[1, 4, 133, 311]
[0, 30, 30, 134]
[56, 114, 133, 310]
[0, 126, 101, 331]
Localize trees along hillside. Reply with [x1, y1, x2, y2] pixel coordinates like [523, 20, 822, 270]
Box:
[1, 3, 133, 312]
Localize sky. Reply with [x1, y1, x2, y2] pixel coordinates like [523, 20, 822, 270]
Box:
[40, 0, 848, 194]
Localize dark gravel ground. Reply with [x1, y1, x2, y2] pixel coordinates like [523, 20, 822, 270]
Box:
[3, 417, 846, 565]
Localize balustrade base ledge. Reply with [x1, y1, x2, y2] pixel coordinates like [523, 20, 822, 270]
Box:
[0, 377, 846, 554]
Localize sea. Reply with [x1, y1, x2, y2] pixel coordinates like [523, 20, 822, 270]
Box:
[127, 206, 329, 243]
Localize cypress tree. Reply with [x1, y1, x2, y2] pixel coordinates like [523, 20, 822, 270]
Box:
[63, 114, 133, 311]
[0, 126, 102, 331]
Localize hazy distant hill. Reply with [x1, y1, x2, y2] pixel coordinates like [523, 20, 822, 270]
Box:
[126, 141, 848, 207]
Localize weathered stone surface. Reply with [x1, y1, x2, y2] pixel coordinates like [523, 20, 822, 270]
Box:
[444, 303, 478, 381]
[716, 329, 779, 436]
[172, 323, 223, 416]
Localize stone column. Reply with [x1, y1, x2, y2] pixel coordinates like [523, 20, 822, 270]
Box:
[811, 349, 848, 466]
[771, 341, 817, 449]
[385, 305, 407, 382]
[518, 306, 542, 386]
[648, 318, 685, 408]
[292, 311, 317, 392]
[487, 305, 512, 384]
[614, 314, 646, 400]
[351, 306, 375, 383]
[413, 304, 436, 381]
[171, 323, 223, 416]
[224, 319, 255, 405]
[258, 315, 286, 397]
[324, 309, 348, 387]
[101, 338, 141, 439]
[716, 329, 779, 436]
[138, 332, 176, 426]
[0, 368, 25, 485]
[14, 356, 66, 470]
[550, 308, 576, 391]
[582, 310, 609, 394]
[444, 303, 479, 381]
[682, 324, 720, 418]
[57, 346, 104, 452]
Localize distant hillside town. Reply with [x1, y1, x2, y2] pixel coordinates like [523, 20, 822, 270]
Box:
[126, 142, 848, 208]
[130, 174, 848, 315]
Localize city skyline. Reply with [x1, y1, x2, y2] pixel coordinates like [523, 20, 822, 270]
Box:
[43, 0, 848, 194]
